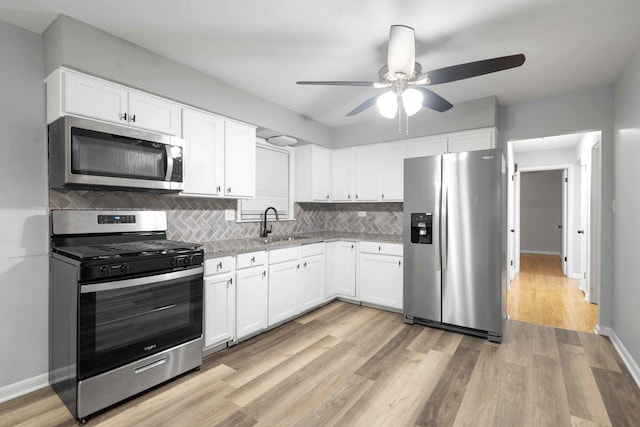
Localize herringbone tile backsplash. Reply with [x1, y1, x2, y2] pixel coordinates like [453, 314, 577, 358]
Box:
[50, 190, 402, 241]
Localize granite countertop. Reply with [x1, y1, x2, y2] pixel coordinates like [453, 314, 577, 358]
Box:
[199, 231, 403, 258]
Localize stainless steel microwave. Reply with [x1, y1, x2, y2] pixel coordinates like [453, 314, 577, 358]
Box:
[48, 116, 183, 192]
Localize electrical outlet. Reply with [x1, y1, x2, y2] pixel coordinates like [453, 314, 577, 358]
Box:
[225, 210, 235, 221]
[358, 211, 366, 217]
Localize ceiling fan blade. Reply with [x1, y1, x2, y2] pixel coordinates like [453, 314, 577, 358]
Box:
[416, 54, 526, 85]
[414, 87, 453, 112]
[346, 93, 382, 116]
[388, 25, 416, 77]
[297, 81, 380, 87]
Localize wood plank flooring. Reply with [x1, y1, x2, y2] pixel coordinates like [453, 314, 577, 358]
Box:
[2, 301, 639, 427]
[508, 253, 598, 332]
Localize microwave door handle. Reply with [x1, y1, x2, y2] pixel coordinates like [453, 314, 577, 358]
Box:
[165, 144, 174, 181]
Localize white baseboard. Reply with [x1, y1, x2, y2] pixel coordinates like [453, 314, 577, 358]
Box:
[0, 373, 49, 404]
[520, 250, 561, 256]
[595, 325, 640, 390]
[569, 273, 583, 280]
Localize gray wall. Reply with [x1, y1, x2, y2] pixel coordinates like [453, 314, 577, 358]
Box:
[613, 42, 640, 369]
[498, 84, 615, 329]
[42, 15, 331, 147]
[520, 171, 563, 254]
[331, 96, 498, 148]
[0, 21, 48, 393]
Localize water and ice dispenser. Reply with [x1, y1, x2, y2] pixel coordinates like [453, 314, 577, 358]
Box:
[410, 213, 432, 244]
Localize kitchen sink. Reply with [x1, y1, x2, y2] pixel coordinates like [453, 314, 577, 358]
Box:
[256, 235, 312, 244]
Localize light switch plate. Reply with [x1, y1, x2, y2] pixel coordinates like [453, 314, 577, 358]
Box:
[225, 210, 235, 221]
[358, 211, 366, 217]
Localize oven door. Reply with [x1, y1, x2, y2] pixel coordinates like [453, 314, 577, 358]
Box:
[78, 267, 203, 380]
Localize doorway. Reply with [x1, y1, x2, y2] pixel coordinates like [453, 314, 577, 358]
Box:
[506, 131, 601, 333]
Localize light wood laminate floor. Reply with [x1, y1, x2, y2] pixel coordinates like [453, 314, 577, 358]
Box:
[508, 253, 598, 333]
[2, 301, 638, 427]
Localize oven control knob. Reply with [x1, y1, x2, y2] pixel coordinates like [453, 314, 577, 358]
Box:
[188, 255, 194, 265]
[120, 264, 129, 274]
[99, 266, 108, 277]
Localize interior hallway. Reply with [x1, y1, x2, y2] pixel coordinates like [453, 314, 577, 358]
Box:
[508, 253, 598, 333]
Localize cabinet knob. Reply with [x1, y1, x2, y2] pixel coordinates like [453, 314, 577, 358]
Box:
[216, 185, 221, 193]
[227, 187, 232, 193]
[378, 246, 381, 252]
[326, 195, 330, 199]
[119, 112, 127, 121]
[262, 271, 266, 278]
[217, 262, 222, 271]
[381, 194, 384, 199]
[297, 264, 300, 270]
[348, 194, 351, 199]
[398, 260, 401, 267]
[351, 244, 354, 250]
[355, 194, 359, 200]
[303, 261, 307, 268]
[130, 114, 136, 123]
[251, 256, 255, 263]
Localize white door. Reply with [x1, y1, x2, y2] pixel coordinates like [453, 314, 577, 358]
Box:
[562, 169, 569, 275]
[378, 142, 406, 201]
[268, 260, 300, 325]
[312, 146, 332, 201]
[326, 241, 357, 298]
[127, 91, 181, 135]
[235, 266, 267, 339]
[300, 254, 325, 311]
[64, 72, 128, 124]
[204, 273, 235, 347]
[331, 148, 355, 201]
[224, 121, 256, 198]
[580, 163, 589, 292]
[359, 254, 403, 309]
[354, 145, 378, 201]
[182, 109, 225, 196]
[507, 152, 516, 282]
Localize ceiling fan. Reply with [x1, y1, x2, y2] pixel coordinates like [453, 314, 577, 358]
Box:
[297, 25, 526, 120]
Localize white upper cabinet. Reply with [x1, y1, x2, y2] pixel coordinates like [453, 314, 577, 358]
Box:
[294, 144, 331, 202]
[331, 148, 356, 201]
[447, 128, 495, 153]
[378, 142, 406, 201]
[406, 135, 448, 158]
[182, 108, 225, 196]
[49, 69, 181, 136]
[354, 145, 379, 201]
[224, 120, 257, 198]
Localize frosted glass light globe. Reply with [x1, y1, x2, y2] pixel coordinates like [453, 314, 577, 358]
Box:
[402, 88, 424, 116]
[377, 91, 398, 119]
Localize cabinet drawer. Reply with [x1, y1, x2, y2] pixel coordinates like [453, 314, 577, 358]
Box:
[359, 241, 403, 256]
[301, 242, 325, 258]
[204, 256, 235, 276]
[237, 250, 266, 269]
[269, 246, 301, 264]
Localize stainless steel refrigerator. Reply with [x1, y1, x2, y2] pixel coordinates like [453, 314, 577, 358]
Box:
[403, 148, 506, 342]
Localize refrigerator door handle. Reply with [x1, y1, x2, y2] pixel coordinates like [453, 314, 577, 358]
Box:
[441, 168, 448, 271]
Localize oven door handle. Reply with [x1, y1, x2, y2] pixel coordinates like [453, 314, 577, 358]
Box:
[81, 267, 203, 294]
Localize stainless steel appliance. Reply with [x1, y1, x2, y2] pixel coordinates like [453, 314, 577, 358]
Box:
[49, 210, 203, 423]
[403, 149, 506, 342]
[48, 116, 184, 192]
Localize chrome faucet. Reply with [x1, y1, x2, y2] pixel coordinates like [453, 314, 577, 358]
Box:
[261, 207, 279, 238]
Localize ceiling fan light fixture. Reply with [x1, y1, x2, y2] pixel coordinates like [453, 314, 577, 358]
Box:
[388, 25, 415, 78]
[377, 91, 398, 119]
[402, 88, 423, 116]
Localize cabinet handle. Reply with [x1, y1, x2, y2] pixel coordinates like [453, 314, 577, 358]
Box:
[130, 114, 136, 123]
[227, 187, 232, 194]
[303, 261, 307, 268]
[297, 264, 300, 270]
[382, 194, 385, 199]
[262, 271, 266, 278]
[398, 260, 401, 267]
[348, 194, 351, 200]
[351, 244, 354, 250]
[227, 278, 233, 287]
[216, 185, 221, 193]
[326, 195, 330, 199]
[217, 262, 222, 271]
[229, 278, 233, 285]
[119, 112, 127, 121]
[355, 194, 359, 200]
[251, 256, 255, 263]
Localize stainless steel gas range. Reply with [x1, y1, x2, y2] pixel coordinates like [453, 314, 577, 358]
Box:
[49, 210, 204, 424]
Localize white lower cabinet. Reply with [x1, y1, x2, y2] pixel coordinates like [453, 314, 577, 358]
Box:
[300, 253, 325, 311]
[204, 272, 235, 348]
[358, 242, 403, 310]
[235, 253, 268, 340]
[268, 258, 301, 326]
[326, 241, 357, 299]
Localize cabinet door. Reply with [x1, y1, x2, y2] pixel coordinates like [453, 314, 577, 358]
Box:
[359, 254, 403, 310]
[378, 142, 406, 201]
[300, 254, 325, 311]
[64, 72, 128, 124]
[355, 145, 378, 201]
[331, 148, 355, 201]
[312, 146, 331, 201]
[224, 121, 256, 198]
[204, 273, 235, 347]
[447, 128, 495, 153]
[236, 266, 268, 340]
[128, 91, 181, 135]
[268, 260, 300, 325]
[327, 241, 357, 298]
[182, 109, 225, 196]
[406, 136, 448, 158]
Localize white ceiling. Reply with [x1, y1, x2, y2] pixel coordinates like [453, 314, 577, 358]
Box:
[1, 0, 639, 127]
